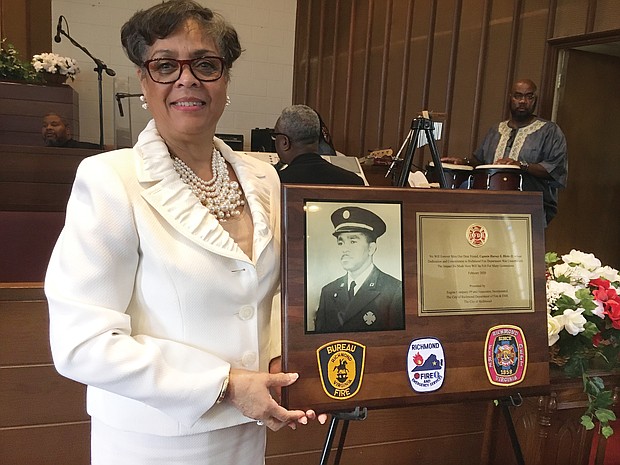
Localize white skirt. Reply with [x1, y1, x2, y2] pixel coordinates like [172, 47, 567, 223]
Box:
[91, 419, 266, 465]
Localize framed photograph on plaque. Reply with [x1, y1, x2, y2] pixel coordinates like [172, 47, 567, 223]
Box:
[281, 185, 550, 413]
[305, 201, 404, 334]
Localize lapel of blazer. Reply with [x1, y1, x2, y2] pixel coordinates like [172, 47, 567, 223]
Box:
[133, 121, 273, 263]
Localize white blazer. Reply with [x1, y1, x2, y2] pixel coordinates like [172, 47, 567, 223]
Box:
[45, 120, 281, 436]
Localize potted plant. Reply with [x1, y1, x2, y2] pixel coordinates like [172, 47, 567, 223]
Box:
[31, 52, 80, 85]
[0, 38, 41, 83]
[547, 249, 620, 438]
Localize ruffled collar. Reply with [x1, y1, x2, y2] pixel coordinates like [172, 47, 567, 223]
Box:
[133, 120, 273, 263]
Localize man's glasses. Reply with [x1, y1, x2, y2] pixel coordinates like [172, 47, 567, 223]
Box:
[143, 56, 225, 84]
[511, 92, 536, 101]
[270, 132, 289, 141]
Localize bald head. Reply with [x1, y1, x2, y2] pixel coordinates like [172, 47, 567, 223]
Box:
[511, 79, 537, 94]
[509, 79, 538, 125]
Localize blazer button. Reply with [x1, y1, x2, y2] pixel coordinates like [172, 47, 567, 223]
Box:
[238, 305, 255, 320]
[241, 351, 257, 368]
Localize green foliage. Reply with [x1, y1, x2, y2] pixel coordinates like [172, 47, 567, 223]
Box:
[545, 252, 559, 265]
[0, 38, 42, 83]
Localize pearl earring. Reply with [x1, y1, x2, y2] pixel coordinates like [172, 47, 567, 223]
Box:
[226, 95, 231, 106]
[140, 95, 148, 110]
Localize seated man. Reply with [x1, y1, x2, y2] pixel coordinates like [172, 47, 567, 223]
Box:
[42, 113, 102, 149]
[273, 105, 364, 185]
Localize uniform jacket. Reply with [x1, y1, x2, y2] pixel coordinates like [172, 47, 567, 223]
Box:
[314, 266, 404, 332]
[45, 119, 281, 436]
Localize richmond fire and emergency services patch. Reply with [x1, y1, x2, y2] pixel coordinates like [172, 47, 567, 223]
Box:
[317, 340, 366, 400]
[485, 325, 527, 386]
[407, 337, 445, 393]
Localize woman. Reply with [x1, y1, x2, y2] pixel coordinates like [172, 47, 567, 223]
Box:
[45, 2, 320, 464]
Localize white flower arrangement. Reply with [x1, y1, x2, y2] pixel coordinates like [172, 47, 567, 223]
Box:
[31, 53, 79, 80]
[546, 249, 620, 437]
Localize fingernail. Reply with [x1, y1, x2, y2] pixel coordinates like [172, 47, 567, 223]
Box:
[289, 373, 299, 381]
[299, 417, 307, 425]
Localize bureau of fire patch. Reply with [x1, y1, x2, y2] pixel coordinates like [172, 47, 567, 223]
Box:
[407, 337, 445, 393]
[317, 340, 366, 400]
[485, 325, 527, 386]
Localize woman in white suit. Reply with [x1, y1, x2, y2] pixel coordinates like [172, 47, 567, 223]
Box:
[45, 2, 321, 464]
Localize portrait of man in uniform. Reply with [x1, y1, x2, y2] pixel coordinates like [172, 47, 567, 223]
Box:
[306, 203, 404, 333]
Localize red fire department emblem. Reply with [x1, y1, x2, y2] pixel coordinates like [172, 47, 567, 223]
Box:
[466, 224, 488, 247]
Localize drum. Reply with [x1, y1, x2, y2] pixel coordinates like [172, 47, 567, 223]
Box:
[425, 162, 473, 189]
[469, 164, 522, 191]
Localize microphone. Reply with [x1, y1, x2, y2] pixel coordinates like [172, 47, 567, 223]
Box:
[54, 16, 63, 43]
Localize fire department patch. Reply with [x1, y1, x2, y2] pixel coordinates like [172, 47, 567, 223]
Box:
[407, 337, 445, 393]
[485, 325, 527, 386]
[317, 340, 366, 400]
[466, 223, 488, 247]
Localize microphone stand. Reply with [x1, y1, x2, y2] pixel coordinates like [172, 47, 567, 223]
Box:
[57, 26, 115, 148]
[114, 93, 143, 118]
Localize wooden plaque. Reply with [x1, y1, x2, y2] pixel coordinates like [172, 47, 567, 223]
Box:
[281, 185, 549, 413]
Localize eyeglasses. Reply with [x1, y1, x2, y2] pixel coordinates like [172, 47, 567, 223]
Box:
[270, 132, 289, 141]
[511, 92, 536, 101]
[143, 56, 225, 84]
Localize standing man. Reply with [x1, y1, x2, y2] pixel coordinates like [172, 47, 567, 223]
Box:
[272, 105, 365, 185]
[443, 79, 568, 225]
[314, 206, 404, 333]
[42, 113, 102, 149]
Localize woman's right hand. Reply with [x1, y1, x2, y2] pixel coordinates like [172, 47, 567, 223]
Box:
[226, 368, 320, 431]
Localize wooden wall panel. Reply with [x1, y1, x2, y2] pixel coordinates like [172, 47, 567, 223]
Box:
[595, 0, 620, 32]
[0, 81, 80, 146]
[0, 0, 51, 64]
[294, 0, 620, 162]
[0, 299, 50, 365]
[0, 423, 90, 465]
[554, 0, 589, 37]
[266, 402, 491, 465]
[0, 285, 89, 465]
[0, 366, 88, 426]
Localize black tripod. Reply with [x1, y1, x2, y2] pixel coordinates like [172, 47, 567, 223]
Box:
[387, 114, 448, 188]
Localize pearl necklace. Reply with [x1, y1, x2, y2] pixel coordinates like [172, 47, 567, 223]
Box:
[172, 148, 245, 222]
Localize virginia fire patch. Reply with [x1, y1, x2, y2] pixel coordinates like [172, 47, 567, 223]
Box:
[485, 325, 527, 386]
[317, 340, 366, 400]
[407, 337, 445, 393]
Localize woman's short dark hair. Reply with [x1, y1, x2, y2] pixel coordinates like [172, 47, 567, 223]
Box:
[121, 0, 242, 74]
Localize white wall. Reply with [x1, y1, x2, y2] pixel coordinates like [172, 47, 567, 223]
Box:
[51, 0, 296, 149]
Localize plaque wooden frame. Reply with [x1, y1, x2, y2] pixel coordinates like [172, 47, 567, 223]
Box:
[281, 185, 549, 413]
